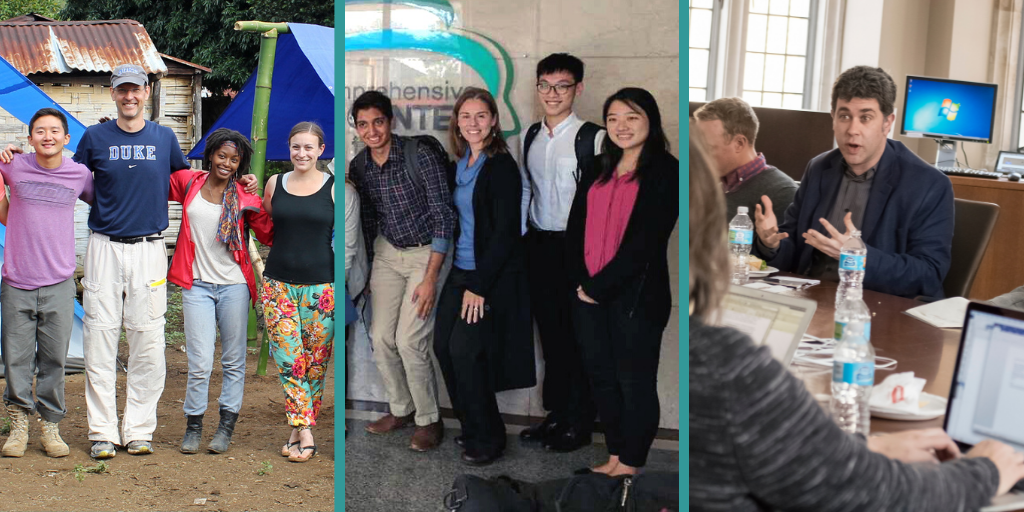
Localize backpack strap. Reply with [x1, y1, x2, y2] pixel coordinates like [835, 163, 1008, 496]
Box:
[573, 121, 603, 183]
[522, 122, 543, 184]
[402, 136, 426, 199]
[350, 149, 367, 187]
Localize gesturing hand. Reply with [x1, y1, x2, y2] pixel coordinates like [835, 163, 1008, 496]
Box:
[754, 195, 788, 249]
[461, 290, 485, 324]
[803, 211, 855, 260]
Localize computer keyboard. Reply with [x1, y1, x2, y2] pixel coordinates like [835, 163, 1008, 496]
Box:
[1012, 478, 1024, 494]
[936, 166, 1002, 179]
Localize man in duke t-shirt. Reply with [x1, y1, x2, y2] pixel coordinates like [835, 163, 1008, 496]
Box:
[71, 65, 193, 459]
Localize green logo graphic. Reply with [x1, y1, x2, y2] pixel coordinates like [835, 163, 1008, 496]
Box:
[344, 0, 522, 137]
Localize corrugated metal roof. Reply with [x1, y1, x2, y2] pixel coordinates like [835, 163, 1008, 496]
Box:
[159, 53, 211, 73]
[0, 19, 168, 76]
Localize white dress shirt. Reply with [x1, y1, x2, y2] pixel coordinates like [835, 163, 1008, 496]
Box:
[519, 112, 606, 233]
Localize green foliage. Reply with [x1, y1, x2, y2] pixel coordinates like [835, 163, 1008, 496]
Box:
[257, 460, 272, 476]
[0, 0, 64, 21]
[0, 417, 10, 436]
[58, 0, 333, 92]
[73, 461, 109, 482]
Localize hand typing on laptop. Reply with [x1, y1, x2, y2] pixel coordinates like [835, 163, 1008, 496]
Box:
[868, 428, 961, 463]
[967, 440, 1024, 497]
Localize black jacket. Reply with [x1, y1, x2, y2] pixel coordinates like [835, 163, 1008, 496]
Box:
[445, 151, 535, 392]
[566, 151, 679, 327]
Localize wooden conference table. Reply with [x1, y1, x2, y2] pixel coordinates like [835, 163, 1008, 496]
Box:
[771, 274, 962, 434]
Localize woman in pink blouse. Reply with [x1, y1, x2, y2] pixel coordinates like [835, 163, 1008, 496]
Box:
[565, 87, 679, 476]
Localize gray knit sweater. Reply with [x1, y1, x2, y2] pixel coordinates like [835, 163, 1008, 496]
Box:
[725, 165, 797, 223]
[689, 318, 999, 511]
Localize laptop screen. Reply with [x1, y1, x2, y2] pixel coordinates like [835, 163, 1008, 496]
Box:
[720, 290, 812, 363]
[946, 307, 1024, 451]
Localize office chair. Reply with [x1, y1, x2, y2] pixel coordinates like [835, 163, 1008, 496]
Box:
[944, 198, 999, 298]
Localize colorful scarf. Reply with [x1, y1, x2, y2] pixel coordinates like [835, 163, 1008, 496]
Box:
[216, 175, 245, 251]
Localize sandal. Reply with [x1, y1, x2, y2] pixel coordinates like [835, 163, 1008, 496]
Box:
[281, 441, 299, 457]
[288, 444, 318, 463]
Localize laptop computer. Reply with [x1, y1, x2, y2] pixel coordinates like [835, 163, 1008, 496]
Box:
[718, 285, 817, 366]
[945, 302, 1024, 511]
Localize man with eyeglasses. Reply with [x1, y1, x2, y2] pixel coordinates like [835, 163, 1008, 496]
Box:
[518, 53, 604, 453]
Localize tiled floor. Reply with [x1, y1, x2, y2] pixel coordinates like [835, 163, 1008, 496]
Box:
[343, 415, 679, 511]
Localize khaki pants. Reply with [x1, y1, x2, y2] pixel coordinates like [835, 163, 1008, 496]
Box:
[369, 237, 448, 426]
[82, 232, 168, 445]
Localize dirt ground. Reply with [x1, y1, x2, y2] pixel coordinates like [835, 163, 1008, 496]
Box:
[0, 287, 335, 511]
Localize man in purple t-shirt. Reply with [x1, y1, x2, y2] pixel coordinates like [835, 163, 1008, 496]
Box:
[0, 108, 93, 458]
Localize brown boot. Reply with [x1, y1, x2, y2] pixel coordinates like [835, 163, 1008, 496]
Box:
[2, 404, 29, 457]
[40, 420, 69, 457]
[364, 412, 415, 435]
[410, 421, 444, 452]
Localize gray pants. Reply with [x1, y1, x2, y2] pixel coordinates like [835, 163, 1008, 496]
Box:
[0, 279, 74, 423]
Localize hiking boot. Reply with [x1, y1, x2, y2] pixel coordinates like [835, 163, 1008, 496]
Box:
[126, 440, 153, 455]
[2, 404, 29, 457]
[90, 441, 117, 459]
[364, 412, 414, 435]
[180, 414, 203, 454]
[40, 420, 69, 457]
[208, 409, 239, 454]
[410, 421, 444, 452]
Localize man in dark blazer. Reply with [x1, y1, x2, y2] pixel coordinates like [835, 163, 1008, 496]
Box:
[753, 66, 954, 299]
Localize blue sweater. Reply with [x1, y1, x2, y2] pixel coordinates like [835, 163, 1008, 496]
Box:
[756, 139, 954, 298]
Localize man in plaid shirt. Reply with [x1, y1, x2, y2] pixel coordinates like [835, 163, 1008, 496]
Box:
[349, 91, 455, 452]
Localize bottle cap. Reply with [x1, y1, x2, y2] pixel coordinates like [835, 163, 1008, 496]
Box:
[737, 206, 748, 214]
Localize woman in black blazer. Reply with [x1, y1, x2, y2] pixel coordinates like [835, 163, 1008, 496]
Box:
[565, 87, 679, 476]
[433, 87, 534, 466]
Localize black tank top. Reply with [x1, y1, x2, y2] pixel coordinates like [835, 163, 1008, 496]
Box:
[264, 172, 335, 284]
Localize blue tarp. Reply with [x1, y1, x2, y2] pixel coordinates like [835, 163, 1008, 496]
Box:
[0, 54, 89, 152]
[187, 23, 335, 161]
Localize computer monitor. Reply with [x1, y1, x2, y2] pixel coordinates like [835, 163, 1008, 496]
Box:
[901, 76, 998, 144]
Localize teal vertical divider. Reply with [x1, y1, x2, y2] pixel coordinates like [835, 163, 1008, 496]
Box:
[680, 4, 689, 508]
[336, 0, 345, 509]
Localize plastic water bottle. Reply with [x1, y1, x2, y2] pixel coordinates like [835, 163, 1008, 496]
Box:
[831, 314, 875, 436]
[834, 286, 871, 343]
[836, 229, 867, 308]
[729, 207, 754, 284]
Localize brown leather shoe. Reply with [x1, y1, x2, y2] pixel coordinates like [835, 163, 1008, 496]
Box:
[409, 421, 444, 452]
[364, 413, 415, 435]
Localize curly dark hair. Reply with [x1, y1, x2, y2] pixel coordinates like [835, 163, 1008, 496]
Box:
[831, 66, 897, 117]
[203, 128, 253, 178]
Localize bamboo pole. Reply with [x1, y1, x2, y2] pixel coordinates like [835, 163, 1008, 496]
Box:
[235, 21, 283, 375]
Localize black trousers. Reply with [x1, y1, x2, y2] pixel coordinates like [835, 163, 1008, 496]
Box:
[572, 297, 664, 467]
[526, 229, 596, 429]
[434, 268, 506, 455]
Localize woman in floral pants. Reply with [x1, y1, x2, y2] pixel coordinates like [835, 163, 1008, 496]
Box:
[261, 122, 335, 462]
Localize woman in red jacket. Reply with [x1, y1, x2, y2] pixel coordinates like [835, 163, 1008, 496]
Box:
[167, 128, 274, 454]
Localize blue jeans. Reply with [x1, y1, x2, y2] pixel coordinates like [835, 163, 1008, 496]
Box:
[182, 281, 250, 416]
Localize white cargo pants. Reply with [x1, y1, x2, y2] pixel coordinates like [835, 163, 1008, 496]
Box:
[82, 232, 168, 445]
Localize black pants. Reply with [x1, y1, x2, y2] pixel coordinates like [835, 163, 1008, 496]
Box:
[526, 229, 595, 429]
[573, 297, 663, 467]
[434, 268, 506, 455]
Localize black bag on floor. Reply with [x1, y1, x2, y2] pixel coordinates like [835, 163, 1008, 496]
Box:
[444, 471, 679, 512]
